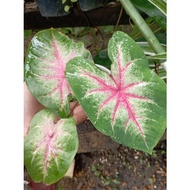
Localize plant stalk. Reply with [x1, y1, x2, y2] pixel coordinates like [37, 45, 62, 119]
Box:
[119, 0, 166, 70]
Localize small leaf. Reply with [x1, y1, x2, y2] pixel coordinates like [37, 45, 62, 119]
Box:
[24, 28, 92, 118]
[64, 5, 70, 12]
[112, 179, 121, 185]
[66, 31, 166, 154]
[62, 0, 67, 4]
[24, 109, 78, 185]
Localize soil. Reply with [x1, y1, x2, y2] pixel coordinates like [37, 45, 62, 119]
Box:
[58, 141, 166, 190]
[24, 26, 166, 190]
[24, 140, 166, 190]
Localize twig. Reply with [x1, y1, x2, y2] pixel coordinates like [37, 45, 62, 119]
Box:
[114, 6, 123, 32]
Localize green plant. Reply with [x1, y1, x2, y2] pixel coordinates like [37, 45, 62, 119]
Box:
[24, 28, 166, 185]
[61, 0, 78, 12]
[120, 0, 167, 73]
[24, 0, 166, 187]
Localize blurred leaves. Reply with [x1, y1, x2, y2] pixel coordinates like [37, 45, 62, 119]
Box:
[131, 0, 166, 30]
[148, 0, 166, 16]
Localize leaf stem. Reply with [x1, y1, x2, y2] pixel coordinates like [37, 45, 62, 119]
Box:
[119, 0, 166, 70]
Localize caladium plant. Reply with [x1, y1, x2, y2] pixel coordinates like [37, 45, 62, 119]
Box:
[24, 28, 166, 186]
[66, 31, 166, 154]
[24, 109, 78, 185]
[24, 28, 92, 185]
[24, 28, 92, 118]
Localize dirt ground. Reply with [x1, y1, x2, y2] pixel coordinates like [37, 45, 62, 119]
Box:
[57, 141, 166, 190]
[24, 140, 166, 190]
[24, 26, 166, 190]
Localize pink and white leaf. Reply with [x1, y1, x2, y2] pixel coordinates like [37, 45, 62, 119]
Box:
[24, 28, 92, 118]
[24, 109, 78, 185]
[66, 31, 166, 154]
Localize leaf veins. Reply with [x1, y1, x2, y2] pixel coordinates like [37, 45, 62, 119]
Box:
[82, 46, 153, 142]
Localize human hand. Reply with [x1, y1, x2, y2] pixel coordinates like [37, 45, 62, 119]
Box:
[24, 82, 87, 138]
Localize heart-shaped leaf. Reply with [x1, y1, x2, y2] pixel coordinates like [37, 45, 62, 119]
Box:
[24, 109, 78, 185]
[24, 28, 92, 118]
[66, 31, 166, 154]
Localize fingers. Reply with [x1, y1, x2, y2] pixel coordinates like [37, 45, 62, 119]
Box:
[69, 101, 87, 125]
[24, 82, 87, 139]
[54, 102, 87, 125]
